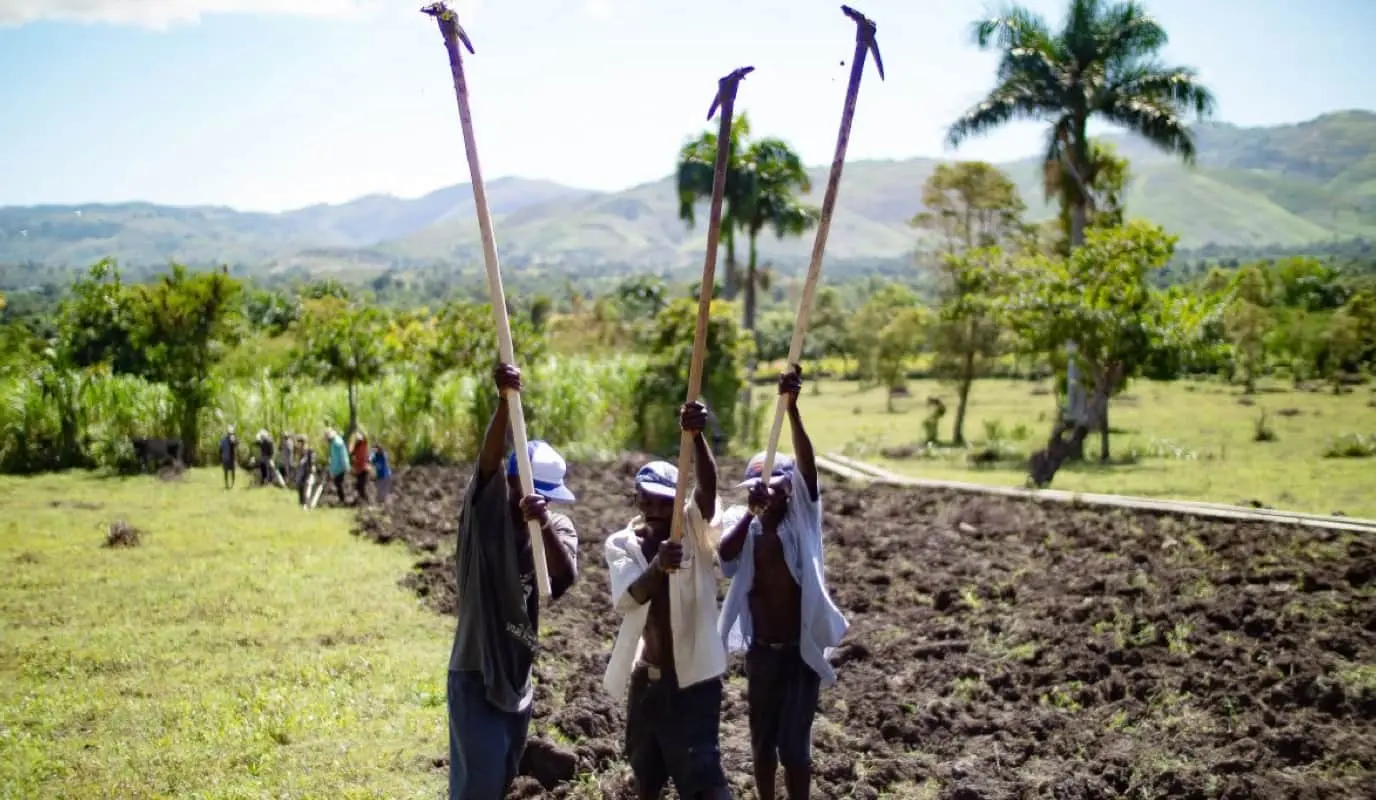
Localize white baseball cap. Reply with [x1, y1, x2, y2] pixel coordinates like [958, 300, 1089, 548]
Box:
[505, 440, 575, 503]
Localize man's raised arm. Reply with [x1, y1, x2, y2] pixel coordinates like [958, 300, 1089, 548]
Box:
[782, 367, 818, 502]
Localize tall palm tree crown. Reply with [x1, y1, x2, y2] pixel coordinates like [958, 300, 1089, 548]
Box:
[947, 0, 1216, 247]
[676, 115, 752, 299]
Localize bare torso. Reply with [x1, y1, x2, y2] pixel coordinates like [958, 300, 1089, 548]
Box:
[638, 529, 675, 671]
[748, 518, 802, 643]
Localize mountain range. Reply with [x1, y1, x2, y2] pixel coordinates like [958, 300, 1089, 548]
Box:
[2, 110, 1373, 278]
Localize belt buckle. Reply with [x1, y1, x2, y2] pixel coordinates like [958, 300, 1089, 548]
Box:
[644, 664, 662, 682]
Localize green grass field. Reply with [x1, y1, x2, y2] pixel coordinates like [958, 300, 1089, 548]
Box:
[754, 376, 1376, 519]
[0, 470, 450, 799]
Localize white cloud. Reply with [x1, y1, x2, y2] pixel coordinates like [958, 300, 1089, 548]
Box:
[0, 0, 482, 29]
[583, 0, 611, 20]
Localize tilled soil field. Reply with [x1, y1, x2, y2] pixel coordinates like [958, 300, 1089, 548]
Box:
[354, 457, 1376, 799]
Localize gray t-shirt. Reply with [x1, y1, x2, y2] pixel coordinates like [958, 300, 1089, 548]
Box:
[449, 467, 578, 714]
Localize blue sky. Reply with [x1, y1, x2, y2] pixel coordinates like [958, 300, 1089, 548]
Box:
[0, 0, 1372, 212]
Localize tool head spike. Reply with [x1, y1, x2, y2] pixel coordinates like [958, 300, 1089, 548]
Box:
[421, 2, 475, 54]
[707, 66, 755, 121]
[840, 5, 883, 80]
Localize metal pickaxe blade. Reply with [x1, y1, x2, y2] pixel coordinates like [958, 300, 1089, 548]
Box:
[421, 2, 475, 54]
[706, 66, 755, 121]
[841, 5, 883, 80]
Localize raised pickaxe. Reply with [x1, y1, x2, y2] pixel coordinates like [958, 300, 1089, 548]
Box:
[422, 1, 553, 598]
[757, 5, 883, 485]
[667, 66, 753, 549]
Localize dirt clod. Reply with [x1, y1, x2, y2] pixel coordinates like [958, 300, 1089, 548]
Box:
[356, 460, 1376, 799]
[104, 519, 143, 548]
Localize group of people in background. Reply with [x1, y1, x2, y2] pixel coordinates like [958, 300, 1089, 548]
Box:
[216, 424, 392, 508]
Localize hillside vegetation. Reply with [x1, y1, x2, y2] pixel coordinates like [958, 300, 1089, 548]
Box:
[2, 112, 1373, 275]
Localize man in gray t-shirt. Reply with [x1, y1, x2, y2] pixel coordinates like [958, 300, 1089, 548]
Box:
[448, 362, 579, 800]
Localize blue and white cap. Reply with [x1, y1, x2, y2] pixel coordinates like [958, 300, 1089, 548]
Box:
[736, 451, 795, 488]
[506, 440, 576, 503]
[634, 460, 679, 499]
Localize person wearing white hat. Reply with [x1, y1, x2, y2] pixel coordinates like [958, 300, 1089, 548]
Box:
[602, 400, 729, 799]
[447, 362, 580, 800]
[717, 368, 848, 800]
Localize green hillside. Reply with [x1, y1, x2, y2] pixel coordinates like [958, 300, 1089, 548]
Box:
[1, 111, 1372, 275]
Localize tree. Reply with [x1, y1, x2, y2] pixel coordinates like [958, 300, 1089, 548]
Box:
[677, 114, 751, 300]
[126, 265, 243, 464]
[1001, 221, 1218, 480]
[808, 286, 851, 382]
[1224, 299, 1272, 394]
[60, 259, 145, 376]
[632, 298, 751, 454]
[737, 137, 818, 333]
[1322, 311, 1363, 394]
[930, 248, 1010, 442]
[911, 161, 1027, 254]
[1042, 141, 1131, 256]
[850, 283, 921, 388]
[876, 308, 929, 411]
[293, 300, 386, 438]
[948, 0, 1216, 249]
[911, 162, 1026, 443]
[948, 0, 1216, 436]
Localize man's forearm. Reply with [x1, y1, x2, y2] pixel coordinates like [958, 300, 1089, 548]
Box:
[627, 558, 666, 605]
[540, 523, 576, 583]
[788, 405, 819, 500]
[477, 395, 510, 480]
[718, 513, 752, 563]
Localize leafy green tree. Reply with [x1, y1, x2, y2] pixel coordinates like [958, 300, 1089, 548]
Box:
[1224, 299, 1272, 394]
[242, 287, 301, 336]
[930, 248, 1011, 442]
[876, 307, 930, 412]
[808, 286, 851, 382]
[60, 259, 144, 375]
[1001, 221, 1219, 476]
[677, 114, 751, 300]
[632, 298, 751, 454]
[911, 162, 1025, 443]
[850, 283, 921, 388]
[911, 161, 1027, 254]
[1322, 311, 1364, 393]
[1341, 289, 1376, 367]
[126, 265, 243, 464]
[615, 276, 668, 320]
[293, 299, 386, 438]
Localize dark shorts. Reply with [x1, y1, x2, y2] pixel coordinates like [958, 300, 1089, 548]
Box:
[448, 670, 531, 800]
[745, 641, 821, 768]
[624, 664, 729, 798]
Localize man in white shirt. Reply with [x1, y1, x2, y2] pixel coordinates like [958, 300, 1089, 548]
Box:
[603, 400, 731, 800]
[718, 369, 848, 800]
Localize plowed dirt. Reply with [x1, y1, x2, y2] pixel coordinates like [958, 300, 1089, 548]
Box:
[354, 456, 1376, 799]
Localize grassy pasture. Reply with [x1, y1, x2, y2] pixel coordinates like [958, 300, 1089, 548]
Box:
[0, 470, 450, 799]
[752, 375, 1376, 518]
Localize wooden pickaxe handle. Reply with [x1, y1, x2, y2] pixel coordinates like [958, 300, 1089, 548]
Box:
[758, 6, 883, 483]
[667, 66, 753, 550]
[424, 1, 553, 599]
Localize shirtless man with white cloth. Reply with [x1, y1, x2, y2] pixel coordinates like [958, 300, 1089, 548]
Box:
[603, 400, 732, 800]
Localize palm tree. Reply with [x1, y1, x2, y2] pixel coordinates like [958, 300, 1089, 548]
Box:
[737, 138, 819, 333]
[947, 0, 1215, 467]
[947, 0, 1216, 250]
[1042, 139, 1131, 256]
[677, 114, 752, 300]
